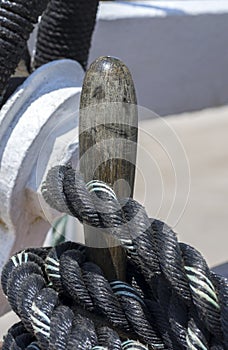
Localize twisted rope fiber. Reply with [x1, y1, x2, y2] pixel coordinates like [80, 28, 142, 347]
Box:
[33, 0, 99, 70]
[0, 0, 48, 97]
[2, 245, 155, 349]
[43, 164, 228, 348]
[3, 321, 147, 350]
[1, 164, 227, 349]
[2, 321, 39, 349]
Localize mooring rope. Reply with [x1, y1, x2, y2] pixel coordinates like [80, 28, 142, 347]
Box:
[1, 163, 228, 349]
[0, 0, 99, 105]
[0, 0, 48, 98]
[33, 0, 99, 70]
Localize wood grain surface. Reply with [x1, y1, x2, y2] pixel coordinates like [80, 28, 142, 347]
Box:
[79, 56, 138, 280]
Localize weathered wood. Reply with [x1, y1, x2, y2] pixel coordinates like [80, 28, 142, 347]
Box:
[79, 56, 138, 280]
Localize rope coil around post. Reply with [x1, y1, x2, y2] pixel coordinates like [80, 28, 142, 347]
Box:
[1, 55, 227, 349]
[1, 164, 228, 349]
[41, 164, 228, 349]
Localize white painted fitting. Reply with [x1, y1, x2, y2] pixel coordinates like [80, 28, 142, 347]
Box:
[0, 59, 84, 315]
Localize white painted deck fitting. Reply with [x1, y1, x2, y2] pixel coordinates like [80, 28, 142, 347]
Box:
[0, 59, 84, 315]
[89, 1, 228, 115]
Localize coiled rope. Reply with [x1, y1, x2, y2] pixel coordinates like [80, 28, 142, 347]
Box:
[33, 0, 99, 70]
[0, 0, 99, 104]
[0, 0, 48, 98]
[1, 164, 228, 349]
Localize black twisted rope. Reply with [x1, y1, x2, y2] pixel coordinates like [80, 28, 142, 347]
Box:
[2, 321, 39, 350]
[2, 245, 152, 349]
[42, 164, 228, 348]
[33, 0, 99, 70]
[0, 0, 99, 106]
[1, 163, 228, 349]
[0, 0, 48, 97]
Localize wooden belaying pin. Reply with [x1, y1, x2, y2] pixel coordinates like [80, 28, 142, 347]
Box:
[79, 56, 138, 281]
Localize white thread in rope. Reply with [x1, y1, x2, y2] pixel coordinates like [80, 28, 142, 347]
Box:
[31, 302, 51, 338]
[184, 266, 220, 310]
[110, 281, 145, 306]
[45, 256, 61, 280]
[11, 251, 28, 267]
[86, 180, 117, 200]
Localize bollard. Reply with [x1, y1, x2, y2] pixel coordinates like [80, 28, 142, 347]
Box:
[79, 56, 138, 281]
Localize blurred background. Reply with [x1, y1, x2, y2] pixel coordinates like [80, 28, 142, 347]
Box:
[88, 0, 228, 269]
